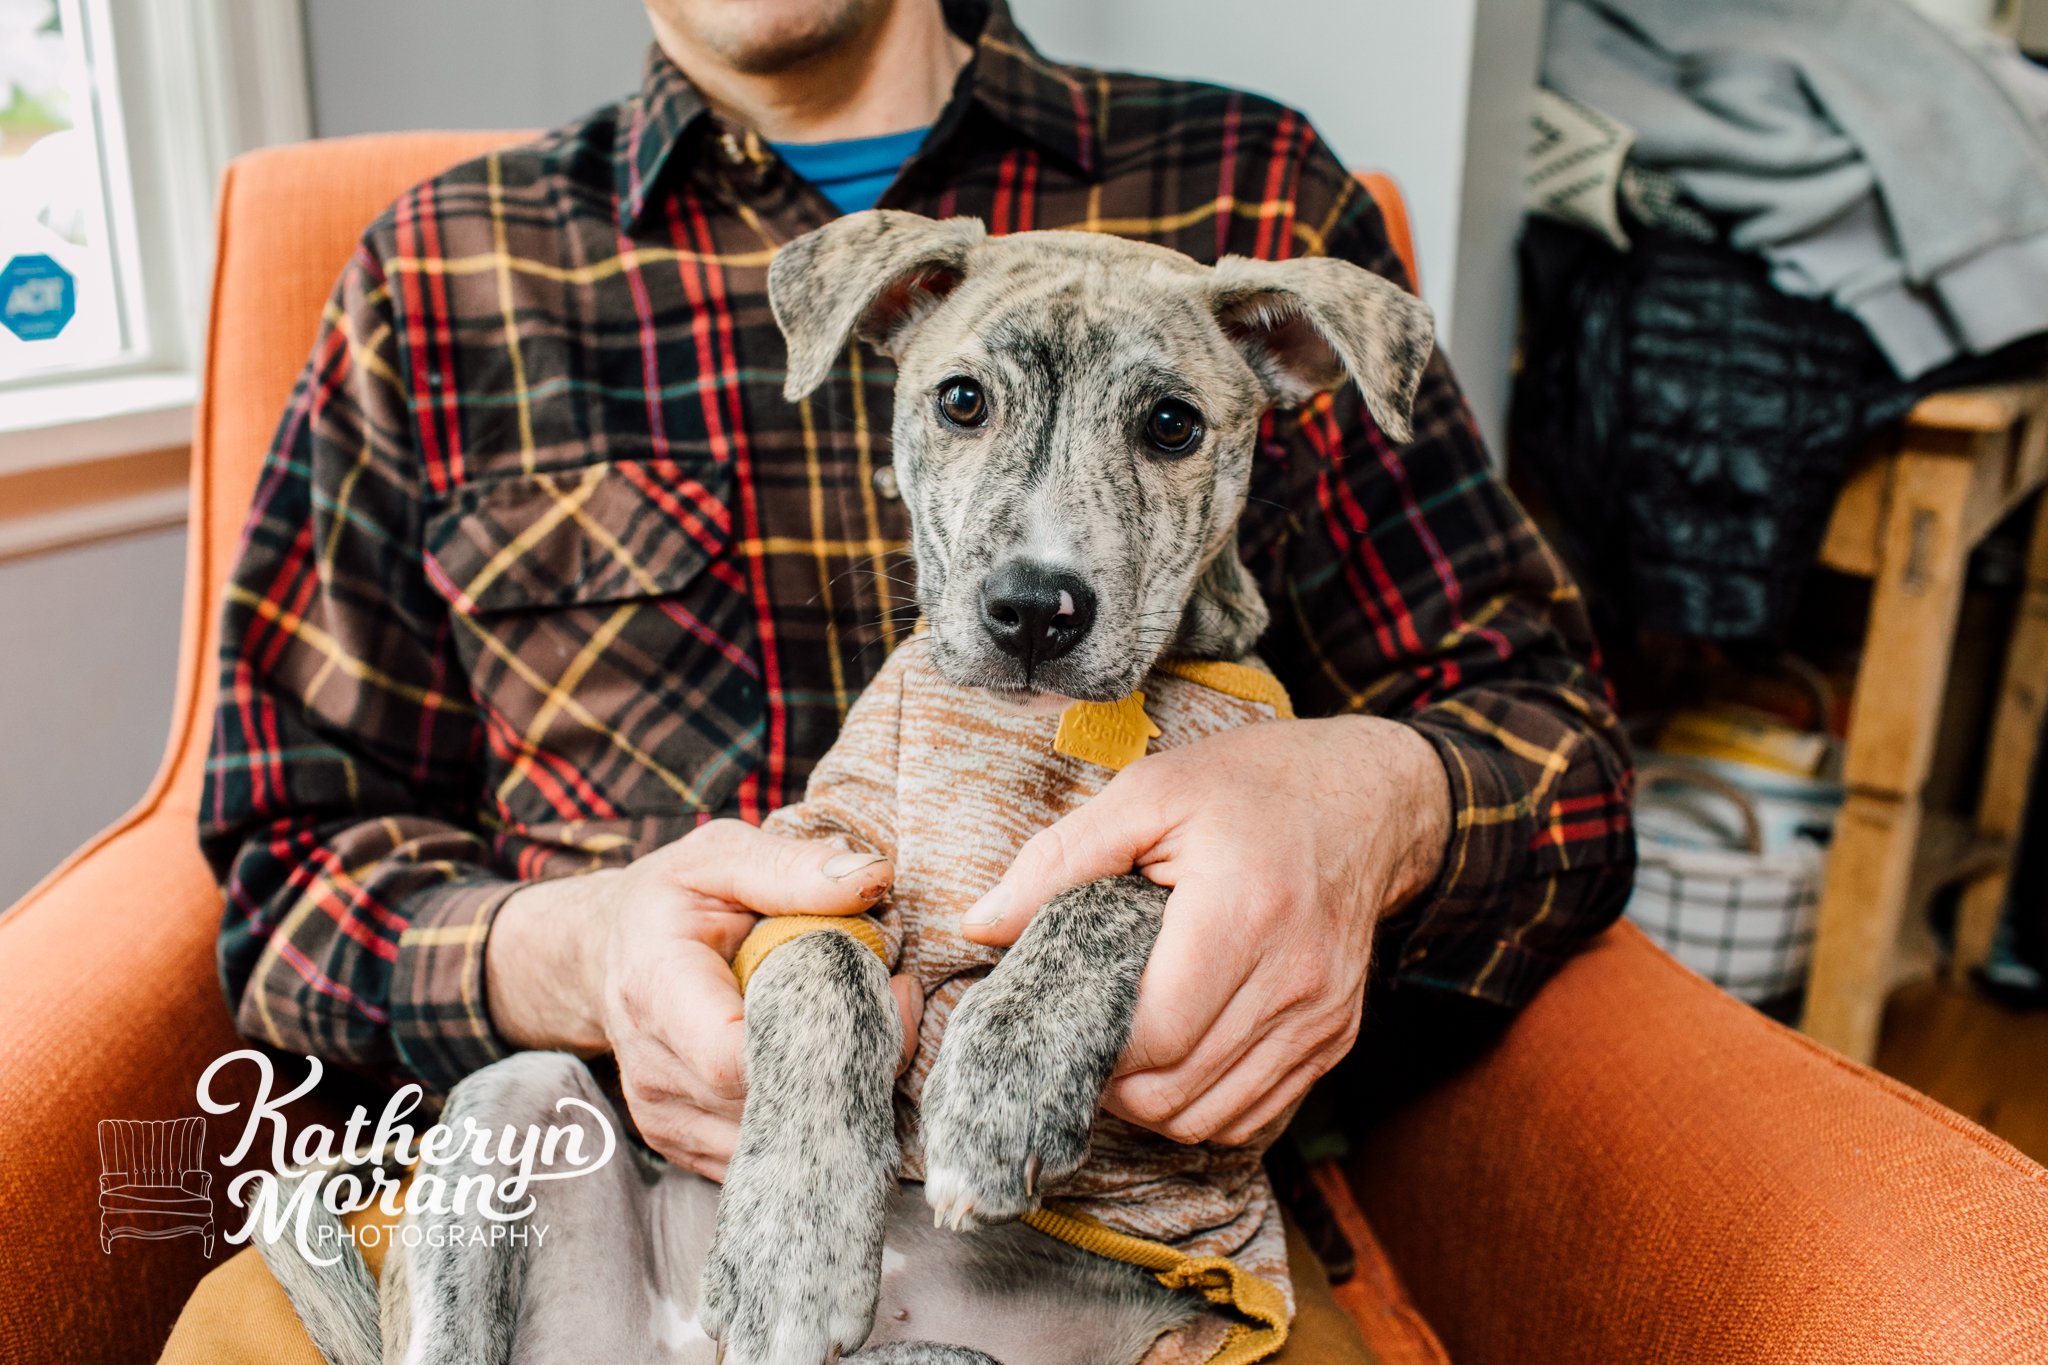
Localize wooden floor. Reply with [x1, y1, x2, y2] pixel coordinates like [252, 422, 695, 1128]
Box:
[1876, 979, 2048, 1165]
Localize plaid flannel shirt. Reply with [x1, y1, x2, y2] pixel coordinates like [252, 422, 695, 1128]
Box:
[202, 0, 1635, 1092]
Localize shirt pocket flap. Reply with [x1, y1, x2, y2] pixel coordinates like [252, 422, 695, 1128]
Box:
[424, 460, 735, 614]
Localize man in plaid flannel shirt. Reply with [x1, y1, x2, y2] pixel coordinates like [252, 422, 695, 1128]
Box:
[203, 0, 1634, 1200]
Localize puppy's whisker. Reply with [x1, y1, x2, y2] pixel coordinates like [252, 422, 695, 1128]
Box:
[830, 566, 922, 593]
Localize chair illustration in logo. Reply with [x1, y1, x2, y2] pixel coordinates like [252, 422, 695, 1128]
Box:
[97, 1117, 215, 1256]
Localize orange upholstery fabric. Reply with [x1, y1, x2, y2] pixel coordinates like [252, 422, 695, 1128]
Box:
[1357, 172, 1419, 291]
[1350, 921, 2048, 1363]
[1, 133, 2043, 1365]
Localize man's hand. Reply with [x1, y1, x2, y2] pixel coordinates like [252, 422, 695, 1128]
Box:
[486, 820, 922, 1181]
[960, 717, 1451, 1147]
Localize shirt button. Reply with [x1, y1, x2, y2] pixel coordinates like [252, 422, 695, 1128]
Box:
[871, 466, 900, 500]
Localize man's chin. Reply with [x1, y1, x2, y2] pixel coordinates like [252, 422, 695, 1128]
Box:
[693, 0, 876, 75]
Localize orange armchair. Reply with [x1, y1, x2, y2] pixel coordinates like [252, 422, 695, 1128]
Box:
[1, 134, 2044, 1365]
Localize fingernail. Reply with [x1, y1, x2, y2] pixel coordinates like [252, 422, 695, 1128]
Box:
[962, 888, 1009, 927]
[822, 851, 887, 882]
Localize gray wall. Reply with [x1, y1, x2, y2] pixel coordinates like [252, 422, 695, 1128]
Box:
[0, 528, 185, 906]
[302, 0, 653, 136]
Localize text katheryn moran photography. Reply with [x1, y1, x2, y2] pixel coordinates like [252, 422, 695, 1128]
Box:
[188, 1050, 616, 1265]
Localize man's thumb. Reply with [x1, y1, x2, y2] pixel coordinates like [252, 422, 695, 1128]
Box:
[960, 797, 1148, 945]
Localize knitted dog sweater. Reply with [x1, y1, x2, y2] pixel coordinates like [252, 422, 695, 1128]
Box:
[759, 636, 1298, 1362]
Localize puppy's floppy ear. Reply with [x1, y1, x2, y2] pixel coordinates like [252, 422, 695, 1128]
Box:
[768, 210, 987, 402]
[1207, 255, 1436, 443]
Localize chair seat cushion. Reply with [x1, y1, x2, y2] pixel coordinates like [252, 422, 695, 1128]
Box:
[101, 1186, 211, 1216]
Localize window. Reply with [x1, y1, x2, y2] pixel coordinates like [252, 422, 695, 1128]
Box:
[0, 0, 142, 384]
[0, 0, 309, 471]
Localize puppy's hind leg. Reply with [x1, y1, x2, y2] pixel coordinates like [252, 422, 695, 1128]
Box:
[386, 1051, 628, 1365]
[250, 1168, 380, 1365]
[699, 928, 903, 1365]
[920, 876, 1163, 1229]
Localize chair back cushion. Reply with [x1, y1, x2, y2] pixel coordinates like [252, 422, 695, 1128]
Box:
[1356, 172, 1419, 292]
[97, 1116, 206, 1182]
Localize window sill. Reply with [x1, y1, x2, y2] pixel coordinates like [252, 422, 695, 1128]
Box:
[0, 371, 199, 476]
[0, 486, 188, 564]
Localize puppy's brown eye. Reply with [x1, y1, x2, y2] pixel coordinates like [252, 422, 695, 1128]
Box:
[937, 377, 987, 427]
[1144, 399, 1203, 455]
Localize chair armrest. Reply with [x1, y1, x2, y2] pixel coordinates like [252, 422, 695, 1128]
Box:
[1349, 923, 2048, 1364]
[182, 1169, 214, 1199]
[0, 805, 340, 1362]
[98, 1172, 128, 1193]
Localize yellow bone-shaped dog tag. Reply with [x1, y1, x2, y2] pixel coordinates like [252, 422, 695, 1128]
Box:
[1054, 692, 1161, 771]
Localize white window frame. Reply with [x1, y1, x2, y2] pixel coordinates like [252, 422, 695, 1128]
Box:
[0, 0, 310, 474]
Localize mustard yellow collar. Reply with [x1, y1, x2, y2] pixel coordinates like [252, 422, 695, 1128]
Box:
[1052, 659, 1293, 771]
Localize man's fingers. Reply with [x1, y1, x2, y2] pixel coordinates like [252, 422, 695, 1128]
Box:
[1103, 982, 1271, 1126]
[633, 1103, 740, 1182]
[690, 907, 763, 961]
[889, 972, 925, 1076]
[1111, 884, 1251, 1076]
[635, 940, 750, 1113]
[1124, 1030, 1333, 1147]
[1212, 1054, 1333, 1148]
[617, 1033, 746, 1175]
[669, 819, 893, 918]
[961, 775, 1160, 945]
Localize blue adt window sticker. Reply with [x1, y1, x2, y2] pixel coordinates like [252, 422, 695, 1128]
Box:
[0, 254, 78, 343]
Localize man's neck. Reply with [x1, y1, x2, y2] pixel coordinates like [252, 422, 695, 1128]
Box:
[654, 2, 973, 144]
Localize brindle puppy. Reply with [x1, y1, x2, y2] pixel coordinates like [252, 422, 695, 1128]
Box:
[258, 211, 1432, 1365]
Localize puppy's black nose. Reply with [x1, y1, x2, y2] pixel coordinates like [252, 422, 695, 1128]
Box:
[979, 561, 1096, 668]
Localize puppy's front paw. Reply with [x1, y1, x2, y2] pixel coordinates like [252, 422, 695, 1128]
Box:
[698, 1143, 881, 1365]
[698, 930, 901, 1364]
[919, 877, 1162, 1232]
[921, 998, 1097, 1236]
[919, 979, 1093, 1230]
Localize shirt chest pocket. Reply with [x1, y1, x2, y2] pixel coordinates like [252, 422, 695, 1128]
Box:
[423, 459, 764, 826]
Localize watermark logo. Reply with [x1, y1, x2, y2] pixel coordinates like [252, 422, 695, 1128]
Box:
[97, 1117, 215, 1258]
[95, 1051, 618, 1266]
